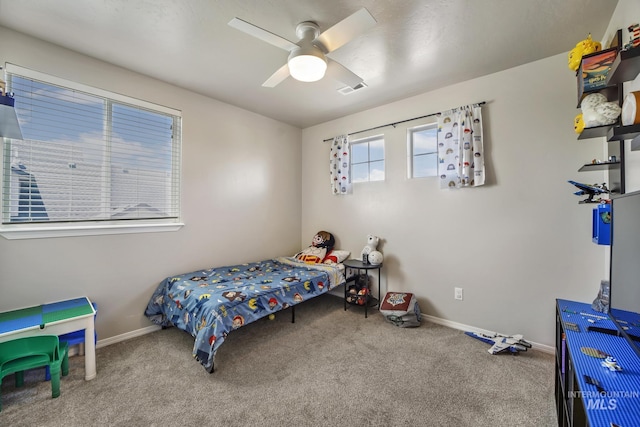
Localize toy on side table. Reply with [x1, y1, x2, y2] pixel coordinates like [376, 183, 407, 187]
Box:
[346, 274, 370, 306]
[368, 250, 383, 265]
[360, 234, 380, 264]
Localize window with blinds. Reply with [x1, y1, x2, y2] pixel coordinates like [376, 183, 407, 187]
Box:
[1, 64, 181, 233]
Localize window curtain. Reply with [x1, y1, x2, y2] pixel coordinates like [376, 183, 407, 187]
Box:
[329, 135, 351, 195]
[437, 104, 485, 189]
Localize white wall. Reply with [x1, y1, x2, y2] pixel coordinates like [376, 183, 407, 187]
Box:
[301, 52, 608, 348]
[0, 27, 303, 339]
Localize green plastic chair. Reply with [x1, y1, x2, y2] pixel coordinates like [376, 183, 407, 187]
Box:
[0, 335, 69, 412]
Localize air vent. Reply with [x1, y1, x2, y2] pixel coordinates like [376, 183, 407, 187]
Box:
[338, 82, 368, 95]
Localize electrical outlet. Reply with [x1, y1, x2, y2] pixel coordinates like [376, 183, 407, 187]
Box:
[455, 287, 463, 301]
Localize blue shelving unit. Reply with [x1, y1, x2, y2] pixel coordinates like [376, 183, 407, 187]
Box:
[556, 299, 640, 426]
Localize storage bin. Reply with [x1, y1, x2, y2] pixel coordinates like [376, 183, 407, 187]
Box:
[592, 203, 611, 245]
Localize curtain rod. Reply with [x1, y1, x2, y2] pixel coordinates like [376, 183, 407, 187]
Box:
[322, 101, 486, 142]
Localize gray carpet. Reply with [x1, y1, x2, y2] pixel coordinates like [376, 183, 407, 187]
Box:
[0, 295, 557, 426]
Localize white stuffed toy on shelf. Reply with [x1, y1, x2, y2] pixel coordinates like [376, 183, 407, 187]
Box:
[581, 93, 621, 128]
[360, 234, 380, 264]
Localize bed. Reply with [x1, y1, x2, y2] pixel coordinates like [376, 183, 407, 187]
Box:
[144, 243, 349, 372]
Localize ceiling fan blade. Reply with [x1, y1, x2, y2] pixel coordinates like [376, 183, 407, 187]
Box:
[262, 63, 291, 87]
[316, 8, 376, 53]
[326, 59, 363, 88]
[228, 17, 298, 51]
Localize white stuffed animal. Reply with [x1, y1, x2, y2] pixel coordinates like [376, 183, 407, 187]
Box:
[360, 234, 380, 264]
[581, 93, 621, 128]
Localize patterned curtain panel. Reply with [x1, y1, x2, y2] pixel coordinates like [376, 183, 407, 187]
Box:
[329, 135, 351, 195]
[437, 104, 485, 189]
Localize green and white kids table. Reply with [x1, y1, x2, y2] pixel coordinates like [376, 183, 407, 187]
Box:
[0, 297, 97, 380]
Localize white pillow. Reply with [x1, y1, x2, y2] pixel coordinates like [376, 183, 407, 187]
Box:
[323, 250, 350, 265]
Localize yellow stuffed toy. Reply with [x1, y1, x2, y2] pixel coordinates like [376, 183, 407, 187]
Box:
[568, 34, 602, 71]
[574, 113, 585, 134]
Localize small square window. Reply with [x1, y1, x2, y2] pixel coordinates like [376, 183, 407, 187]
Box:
[408, 123, 437, 178]
[351, 136, 385, 183]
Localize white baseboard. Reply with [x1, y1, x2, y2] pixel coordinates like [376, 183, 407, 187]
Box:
[95, 325, 161, 349]
[421, 314, 555, 355]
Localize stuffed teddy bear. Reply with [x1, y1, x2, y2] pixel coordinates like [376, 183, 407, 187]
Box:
[360, 234, 379, 264]
[580, 93, 621, 128]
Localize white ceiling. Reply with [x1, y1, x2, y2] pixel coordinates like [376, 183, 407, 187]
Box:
[0, 0, 618, 128]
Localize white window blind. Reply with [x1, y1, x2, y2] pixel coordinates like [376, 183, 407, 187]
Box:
[2, 64, 181, 229]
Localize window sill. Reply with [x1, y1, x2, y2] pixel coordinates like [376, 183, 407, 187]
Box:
[0, 221, 184, 240]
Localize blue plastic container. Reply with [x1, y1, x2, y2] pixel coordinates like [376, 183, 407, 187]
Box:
[592, 203, 611, 245]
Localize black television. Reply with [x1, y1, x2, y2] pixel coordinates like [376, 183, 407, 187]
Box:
[609, 190, 640, 358]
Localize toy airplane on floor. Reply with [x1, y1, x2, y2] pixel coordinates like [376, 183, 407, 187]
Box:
[568, 180, 608, 203]
[465, 331, 532, 355]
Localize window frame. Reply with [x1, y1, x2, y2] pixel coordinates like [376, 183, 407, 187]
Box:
[407, 122, 438, 179]
[0, 64, 183, 240]
[350, 134, 385, 183]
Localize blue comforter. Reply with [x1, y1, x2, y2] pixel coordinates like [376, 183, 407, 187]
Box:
[144, 257, 344, 371]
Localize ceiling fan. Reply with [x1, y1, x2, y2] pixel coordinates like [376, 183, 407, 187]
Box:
[228, 8, 376, 88]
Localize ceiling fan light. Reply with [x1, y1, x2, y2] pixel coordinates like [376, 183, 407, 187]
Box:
[288, 48, 327, 82]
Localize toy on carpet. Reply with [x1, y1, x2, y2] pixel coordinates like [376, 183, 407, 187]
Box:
[295, 231, 335, 264]
[465, 331, 532, 355]
[579, 93, 621, 129]
[568, 34, 602, 71]
[360, 234, 379, 264]
[379, 292, 421, 327]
